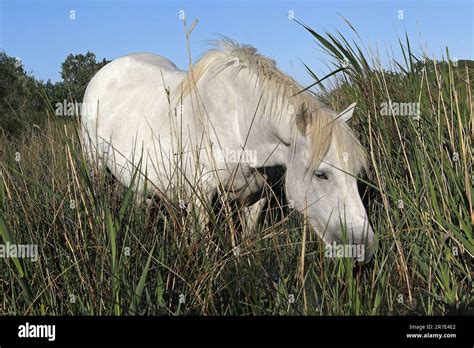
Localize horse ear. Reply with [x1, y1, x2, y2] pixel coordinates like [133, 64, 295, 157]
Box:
[338, 102, 357, 123]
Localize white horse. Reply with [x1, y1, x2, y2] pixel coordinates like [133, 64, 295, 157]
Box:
[81, 39, 375, 262]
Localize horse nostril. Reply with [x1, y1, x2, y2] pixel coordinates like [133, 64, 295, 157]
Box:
[346, 226, 375, 264]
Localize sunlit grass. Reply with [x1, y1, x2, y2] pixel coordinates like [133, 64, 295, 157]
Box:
[0, 22, 472, 315]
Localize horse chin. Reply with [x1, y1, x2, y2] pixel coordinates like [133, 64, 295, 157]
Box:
[309, 218, 375, 267]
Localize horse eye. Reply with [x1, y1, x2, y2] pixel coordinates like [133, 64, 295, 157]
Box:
[314, 171, 328, 180]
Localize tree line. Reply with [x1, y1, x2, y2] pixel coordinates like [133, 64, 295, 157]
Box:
[0, 51, 109, 136]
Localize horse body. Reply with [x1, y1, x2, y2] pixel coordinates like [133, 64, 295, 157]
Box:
[82, 53, 185, 193]
[82, 51, 273, 201]
[81, 40, 375, 262]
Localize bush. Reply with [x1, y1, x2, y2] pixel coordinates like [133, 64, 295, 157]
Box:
[0, 51, 47, 136]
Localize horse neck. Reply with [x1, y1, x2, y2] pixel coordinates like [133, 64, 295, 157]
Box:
[195, 65, 296, 169]
[239, 84, 297, 168]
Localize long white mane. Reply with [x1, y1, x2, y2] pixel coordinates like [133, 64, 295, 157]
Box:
[178, 39, 367, 174]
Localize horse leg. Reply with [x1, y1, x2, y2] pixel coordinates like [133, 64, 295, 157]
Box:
[188, 179, 218, 241]
[191, 195, 211, 237]
[242, 197, 267, 237]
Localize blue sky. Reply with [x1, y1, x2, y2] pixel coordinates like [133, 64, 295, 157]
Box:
[0, 0, 472, 87]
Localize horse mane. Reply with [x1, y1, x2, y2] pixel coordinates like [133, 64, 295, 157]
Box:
[177, 38, 367, 174]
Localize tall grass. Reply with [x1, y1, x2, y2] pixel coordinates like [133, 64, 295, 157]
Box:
[0, 22, 472, 315]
